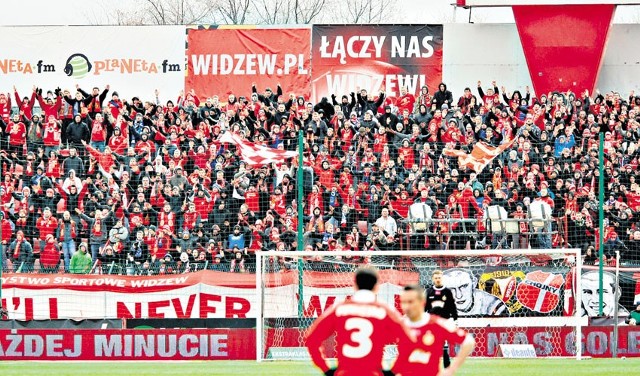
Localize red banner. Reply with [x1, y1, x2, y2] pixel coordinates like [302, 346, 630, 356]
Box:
[311, 25, 443, 101]
[0, 329, 255, 360]
[1, 326, 638, 360]
[186, 28, 311, 99]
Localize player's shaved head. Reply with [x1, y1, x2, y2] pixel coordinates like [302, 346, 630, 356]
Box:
[355, 267, 379, 291]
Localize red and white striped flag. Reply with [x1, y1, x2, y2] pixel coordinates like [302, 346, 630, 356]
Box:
[443, 136, 518, 174]
[218, 132, 298, 166]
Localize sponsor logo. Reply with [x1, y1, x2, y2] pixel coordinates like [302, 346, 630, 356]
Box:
[64, 53, 92, 78]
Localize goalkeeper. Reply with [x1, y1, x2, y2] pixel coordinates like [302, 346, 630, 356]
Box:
[425, 270, 458, 369]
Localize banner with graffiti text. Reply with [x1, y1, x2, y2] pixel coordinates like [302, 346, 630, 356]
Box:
[311, 24, 443, 102]
[0, 26, 185, 99]
[186, 28, 311, 100]
[0, 270, 415, 321]
[1, 265, 638, 321]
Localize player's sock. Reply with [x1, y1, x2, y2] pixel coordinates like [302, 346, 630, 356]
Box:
[443, 343, 451, 368]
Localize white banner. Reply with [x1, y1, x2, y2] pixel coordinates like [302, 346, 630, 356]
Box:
[0, 26, 185, 100]
[0, 281, 402, 320]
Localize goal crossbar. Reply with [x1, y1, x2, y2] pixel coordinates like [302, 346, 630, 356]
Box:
[256, 248, 580, 258]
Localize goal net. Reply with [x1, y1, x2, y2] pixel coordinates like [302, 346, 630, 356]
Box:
[256, 248, 585, 362]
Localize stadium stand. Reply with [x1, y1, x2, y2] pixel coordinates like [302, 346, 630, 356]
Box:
[1, 83, 640, 274]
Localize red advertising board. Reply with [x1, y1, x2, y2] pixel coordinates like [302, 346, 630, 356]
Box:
[1, 326, 638, 360]
[311, 25, 443, 102]
[469, 326, 640, 358]
[0, 329, 255, 360]
[186, 28, 311, 99]
[268, 326, 640, 358]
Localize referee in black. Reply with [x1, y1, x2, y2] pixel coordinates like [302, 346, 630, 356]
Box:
[425, 269, 458, 369]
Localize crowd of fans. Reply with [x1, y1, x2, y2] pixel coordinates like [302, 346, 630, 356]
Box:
[1, 80, 640, 275]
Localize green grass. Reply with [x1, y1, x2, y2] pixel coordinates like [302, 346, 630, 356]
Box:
[0, 359, 639, 376]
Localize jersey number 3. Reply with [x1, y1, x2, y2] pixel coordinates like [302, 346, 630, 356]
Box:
[343, 317, 374, 358]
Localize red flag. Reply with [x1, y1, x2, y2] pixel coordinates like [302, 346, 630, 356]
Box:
[219, 132, 298, 166]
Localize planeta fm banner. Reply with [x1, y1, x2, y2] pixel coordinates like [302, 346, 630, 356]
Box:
[0, 26, 185, 99]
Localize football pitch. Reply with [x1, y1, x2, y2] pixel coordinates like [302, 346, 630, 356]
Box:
[0, 358, 638, 375]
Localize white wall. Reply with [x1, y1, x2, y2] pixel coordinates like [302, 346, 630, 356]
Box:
[598, 24, 640, 95]
[443, 23, 533, 98]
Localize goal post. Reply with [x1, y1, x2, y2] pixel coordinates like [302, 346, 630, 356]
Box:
[256, 248, 584, 362]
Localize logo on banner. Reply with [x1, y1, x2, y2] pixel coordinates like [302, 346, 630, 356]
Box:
[479, 270, 526, 313]
[1, 53, 181, 78]
[65, 53, 92, 78]
[516, 271, 565, 313]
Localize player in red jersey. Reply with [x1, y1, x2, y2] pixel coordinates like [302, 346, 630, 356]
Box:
[306, 267, 415, 376]
[392, 285, 475, 376]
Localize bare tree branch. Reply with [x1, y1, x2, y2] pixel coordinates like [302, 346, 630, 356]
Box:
[217, 0, 251, 24]
[97, 0, 404, 25]
[250, 0, 324, 24]
[334, 0, 398, 24]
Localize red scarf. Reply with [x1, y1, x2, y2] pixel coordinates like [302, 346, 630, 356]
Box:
[13, 240, 22, 258]
[93, 219, 102, 236]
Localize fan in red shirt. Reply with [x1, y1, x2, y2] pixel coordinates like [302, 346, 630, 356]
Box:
[7, 114, 27, 154]
[392, 285, 475, 376]
[396, 87, 416, 115]
[306, 267, 415, 376]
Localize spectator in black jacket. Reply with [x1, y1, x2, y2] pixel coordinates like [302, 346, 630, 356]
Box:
[62, 147, 84, 177]
[66, 114, 90, 150]
[331, 92, 356, 116]
[78, 85, 109, 119]
[433, 82, 453, 110]
[357, 89, 385, 115]
[252, 83, 282, 106]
